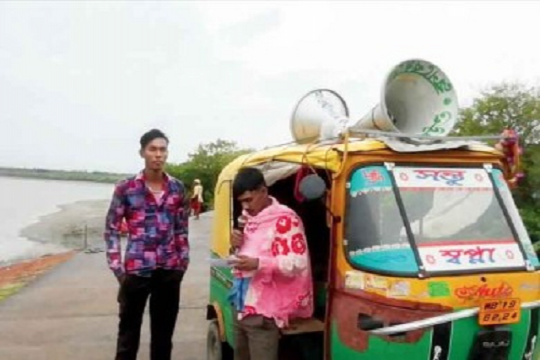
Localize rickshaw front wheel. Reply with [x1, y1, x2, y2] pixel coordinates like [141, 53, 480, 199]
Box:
[207, 319, 232, 360]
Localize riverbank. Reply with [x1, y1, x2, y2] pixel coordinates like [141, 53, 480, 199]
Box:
[0, 213, 210, 360]
[0, 252, 75, 302]
[19, 199, 110, 251]
[0, 198, 110, 302]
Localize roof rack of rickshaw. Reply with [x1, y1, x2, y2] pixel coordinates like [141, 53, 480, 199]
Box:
[345, 128, 506, 143]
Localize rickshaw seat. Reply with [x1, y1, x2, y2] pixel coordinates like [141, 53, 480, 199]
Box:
[281, 317, 325, 335]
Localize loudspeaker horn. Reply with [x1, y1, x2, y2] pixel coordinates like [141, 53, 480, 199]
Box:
[350, 59, 459, 137]
[290, 89, 350, 144]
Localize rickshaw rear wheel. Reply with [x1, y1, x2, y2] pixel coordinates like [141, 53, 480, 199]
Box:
[207, 319, 233, 360]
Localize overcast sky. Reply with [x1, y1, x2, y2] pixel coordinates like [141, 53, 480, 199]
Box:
[1, 1, 540, 173]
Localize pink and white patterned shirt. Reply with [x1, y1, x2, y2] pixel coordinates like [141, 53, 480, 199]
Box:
[234, 197, 314, 328]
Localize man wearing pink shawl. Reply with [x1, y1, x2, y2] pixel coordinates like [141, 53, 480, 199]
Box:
[228, 167, 314, 360]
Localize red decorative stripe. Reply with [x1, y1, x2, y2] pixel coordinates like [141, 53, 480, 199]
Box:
[418, 239, 516, 247]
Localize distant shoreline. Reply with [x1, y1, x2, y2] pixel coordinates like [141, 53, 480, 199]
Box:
[0, 167, 129, 184]
[19, 199, 110, 252]
[0, 198, 110, 269]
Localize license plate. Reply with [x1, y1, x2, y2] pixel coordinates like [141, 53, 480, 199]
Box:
[479, 298, 521, 326]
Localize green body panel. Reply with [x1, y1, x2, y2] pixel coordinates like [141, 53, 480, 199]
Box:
[330, 309, 539, 360]
[209, 266, 235, 347]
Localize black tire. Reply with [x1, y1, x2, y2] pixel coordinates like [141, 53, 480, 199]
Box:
[207, 319, 233, 360]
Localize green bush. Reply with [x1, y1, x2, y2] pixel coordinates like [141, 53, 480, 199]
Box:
[521, 207, 540, 243]
[166, 139, 253, 212]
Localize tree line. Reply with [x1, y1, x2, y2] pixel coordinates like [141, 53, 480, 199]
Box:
[0, 167, 128, 183]
[165, 139, 253, 210]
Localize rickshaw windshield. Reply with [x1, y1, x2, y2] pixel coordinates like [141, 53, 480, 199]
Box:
[345, 165, 538, 275]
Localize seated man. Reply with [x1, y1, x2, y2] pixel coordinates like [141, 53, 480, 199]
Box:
[228, 167, 314, 360]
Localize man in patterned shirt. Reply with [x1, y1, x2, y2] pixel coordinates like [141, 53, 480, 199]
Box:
[104, 129, 190, 360]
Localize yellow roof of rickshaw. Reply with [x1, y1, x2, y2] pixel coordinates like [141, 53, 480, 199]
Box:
[218, 138, 501, 182]
[211, 137, 503, 258]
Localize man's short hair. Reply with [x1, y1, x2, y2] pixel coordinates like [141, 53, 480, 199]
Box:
[233, 167, 266, 198]
[140, 129, 169, 149]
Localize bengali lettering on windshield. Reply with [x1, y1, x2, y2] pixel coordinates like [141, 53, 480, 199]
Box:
[394, 166, 526, 272]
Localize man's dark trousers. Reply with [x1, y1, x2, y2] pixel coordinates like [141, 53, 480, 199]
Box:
[115, 269, 184, 360]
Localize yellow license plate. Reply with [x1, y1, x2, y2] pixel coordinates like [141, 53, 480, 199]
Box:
[479, 298, 521, 326]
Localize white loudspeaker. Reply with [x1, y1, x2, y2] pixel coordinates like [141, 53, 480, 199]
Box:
[290, 59, 459, 144]
[290, 89, 350, 144]
[351, 59, 459, 137]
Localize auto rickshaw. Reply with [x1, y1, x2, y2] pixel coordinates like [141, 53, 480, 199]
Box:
[206, 59, 540, 360]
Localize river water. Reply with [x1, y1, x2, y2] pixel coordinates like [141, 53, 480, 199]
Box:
[0, 176, 114, 264]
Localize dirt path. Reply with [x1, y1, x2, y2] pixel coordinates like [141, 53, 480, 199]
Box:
[0, 213, 211, 360]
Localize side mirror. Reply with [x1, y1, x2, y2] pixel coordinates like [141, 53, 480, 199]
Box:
[299, 174, 326, 201]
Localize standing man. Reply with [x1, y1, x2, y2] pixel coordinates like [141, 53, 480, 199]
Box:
[229, 167, 314, 360]
[104, 129, 190, 360]
[191, 179, 204, 219]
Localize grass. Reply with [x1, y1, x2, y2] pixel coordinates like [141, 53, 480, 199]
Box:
[0, 252, 76, 303]
[0, 283, 25, 302]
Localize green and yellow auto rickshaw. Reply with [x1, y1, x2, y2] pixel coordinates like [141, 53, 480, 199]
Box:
[206, 59, 540, 360]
